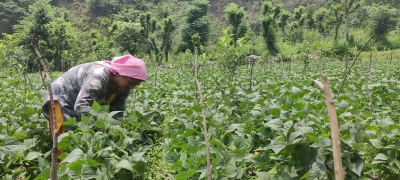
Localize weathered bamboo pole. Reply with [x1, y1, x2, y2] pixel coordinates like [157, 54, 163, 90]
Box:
[314, 74, 345, 180]
[194, 54, 212, 180]
[31, 35, 58, 180]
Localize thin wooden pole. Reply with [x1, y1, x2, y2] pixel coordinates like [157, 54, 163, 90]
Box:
[31, 35, 58, 180]
[336, 33, 374, 99]
[194, 54, 212, 180]
[314, 74, 345, 180]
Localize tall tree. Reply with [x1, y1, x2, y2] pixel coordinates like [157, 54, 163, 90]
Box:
[111, 21, 143, 56]
[369, 4, 398, 44]
[224, 2, 245, 45]
[14, 0, 73, 71]
[342, 0, 361, 41]
[261, 1, 278, 55]
[327, 2, 344, 41]
[160, 17, 175, 63]
[139, 12, 157, 56]
[314, 7, 328, 34]
[180, 0, 210, 53]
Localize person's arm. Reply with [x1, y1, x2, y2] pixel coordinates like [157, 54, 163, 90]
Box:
[109, 90, 130, 119]
[74, 74, 107, 118]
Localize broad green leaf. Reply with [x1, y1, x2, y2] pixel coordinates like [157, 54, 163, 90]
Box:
[288, 131, 303, 144]
[175, 169, 196, 180]
[264, 119, 282, 130]
[170, 160, 182, 170]
[86, 159, 102, 167]
[33, 167, 50, 180]
[305, 132, 319, 143]
[25, 151, 42, 161]
[234, 137, 247, 149]
[62, 148, 85, 163]
[116, 159, 133, 172]
[291, 86, 301, 94]
[338, 100, 350, 109]
[316, 147, 326, 163]
[69, 160, 85, 174]
[373, 153, 389, 161]
[270, 108, 281, 117]
[266, 141, 286, 154]
[92, 101, 101, 112]
[350, 157, 364, 176]
[133, 160, 146, 173]
[251, 110, 262, 118]
[311, 162, 326, 179]
[188, 137, 199, 147]
[352, 143, 366, 151]
[164, 151, 180, 165]
[255, 171, 271, 180]
[369, 139, 385, 149]
[227, 123, 241, 133]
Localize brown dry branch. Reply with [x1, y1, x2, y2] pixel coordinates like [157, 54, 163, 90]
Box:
[336, 33, 374, 99]
[314, 74, 345, 180]
[194, 54, 212, 180]
[31, 35, 58, 180]
[279, 54, 284, 77]
[359, 58, 375, 112]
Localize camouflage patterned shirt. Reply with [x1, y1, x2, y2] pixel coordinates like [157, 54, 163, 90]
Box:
[42, 62, 130, 120]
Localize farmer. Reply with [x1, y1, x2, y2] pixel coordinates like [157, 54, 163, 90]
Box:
[41, 54, 147, 125]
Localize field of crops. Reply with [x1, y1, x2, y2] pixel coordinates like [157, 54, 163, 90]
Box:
[0, 57, 400, 179]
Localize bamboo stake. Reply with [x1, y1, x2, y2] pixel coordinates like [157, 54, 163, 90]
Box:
[279, 54, 284, 77]
[194, 54, 212, 180]
[359, 58, 375, 112]
[31, 35, 58, 180]
[336, 33, 374, 99]
[314, 74, 345, 180]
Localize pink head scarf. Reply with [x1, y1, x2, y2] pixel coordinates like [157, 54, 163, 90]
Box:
[95, 55, 148, 81]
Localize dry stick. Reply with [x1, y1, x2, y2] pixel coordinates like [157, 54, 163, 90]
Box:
[390, 51, 392, 65]
[314, 74, 345, 180]
[194, 54, 212, 180]
[359, 58, 375, 112]
[288, 55, 292, 76]
[336, 33, 374, 99]
[279, 54, 284, 77]
[31, 35, 58, 180]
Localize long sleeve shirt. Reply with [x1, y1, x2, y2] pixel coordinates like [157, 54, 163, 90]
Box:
[42, 62, 130, 120]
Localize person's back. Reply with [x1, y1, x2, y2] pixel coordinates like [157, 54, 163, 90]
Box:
[42, 55, 147, 121]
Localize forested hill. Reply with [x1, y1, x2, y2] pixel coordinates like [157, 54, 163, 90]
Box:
[1, 0, 399, 72]
[1, 0, 398, 36]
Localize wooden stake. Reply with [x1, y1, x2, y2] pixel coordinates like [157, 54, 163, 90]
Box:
[359, 58, 375, 112]
[31, 35, 58, 180]
[314, 74, 345, 180]
[336, 33, 374, 99]
[194, 54, 212, 180]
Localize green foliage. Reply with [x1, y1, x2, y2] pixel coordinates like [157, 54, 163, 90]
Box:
[160, 17, 175, 63]
[111, 21, 142, 57]
[261, 1, 280, 55]
[314, 7, 328, 34]
[224, 2, 246, 45]
[0, 0, 34, 38]
[368, 4, 398, 49]
[2, 48, 400, 179]
[180, 0, 210, 53]
[11, 0, 80, 71]
[91, 30, 115, 60]
[216, 29, 248, 83]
